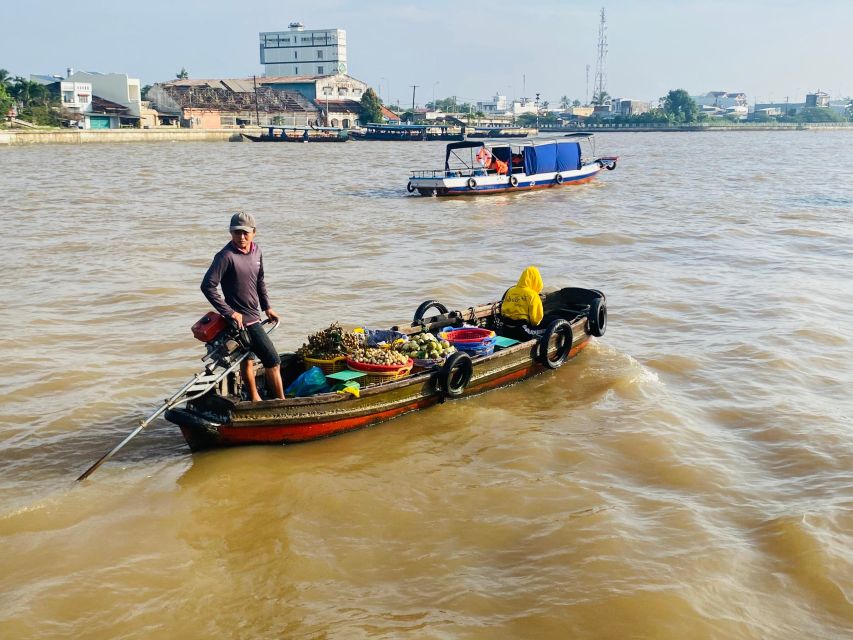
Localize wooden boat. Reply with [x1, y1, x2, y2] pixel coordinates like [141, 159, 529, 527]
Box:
[354, 122, 465, 141]
[406, 133, 617, 197]
[164, 287, 607, 451]
[467, 126, 536, 138]
[241, 125, 349, 142]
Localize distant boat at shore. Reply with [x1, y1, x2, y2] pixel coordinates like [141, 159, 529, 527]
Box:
[467, 126, 537, 139]
[241, 125, 349, 143]
[350, 123, 464, 141]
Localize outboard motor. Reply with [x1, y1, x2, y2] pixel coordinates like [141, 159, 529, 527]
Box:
[191, 312, 250, 370]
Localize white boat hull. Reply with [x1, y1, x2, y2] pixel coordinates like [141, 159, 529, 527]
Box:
[408, 161, 611, 197]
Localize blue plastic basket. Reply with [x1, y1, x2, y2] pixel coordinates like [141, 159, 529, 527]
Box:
[448, 335, 496, 357]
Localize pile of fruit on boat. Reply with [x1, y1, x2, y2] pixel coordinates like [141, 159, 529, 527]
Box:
[397, 332, 457, 371]
[346, 345, 414, 383]
[347, 346, 410, 367]
[296, 322, 366, 373]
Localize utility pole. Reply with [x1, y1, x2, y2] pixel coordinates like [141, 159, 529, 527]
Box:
[252, 75, 260, 126]
[410, 85, 418, 117]
[535, 92, 540, 129]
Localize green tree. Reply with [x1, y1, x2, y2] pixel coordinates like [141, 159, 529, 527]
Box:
[0, 82, 12, 122]
[516, 112, 557, 126]
[560, 95, 571, 110]
[791, 107, 846, 123]
[359, 87, 384, 124]
[176, 68, 189, 79]
[846, 100, 853, 120]
[662, 89, 699, 123]
[592, 90, 610, 106]
[6, 76, 60, 125]
[141, 84, 152, 100]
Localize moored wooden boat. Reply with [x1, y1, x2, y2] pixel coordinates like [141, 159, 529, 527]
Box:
[355, 123, 465, 141]
[467, 126, 537, 138]
[165, 287, 607, 451]
[242, 125, 349, 142]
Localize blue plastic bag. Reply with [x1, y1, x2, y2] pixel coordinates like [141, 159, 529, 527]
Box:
[285, 366, 330, 397]
[360, 328, 407, 347]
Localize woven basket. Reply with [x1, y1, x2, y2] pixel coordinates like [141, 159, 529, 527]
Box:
[303, 355, 347, 374]
[360, 363, 413, 386]
[411, 357, 445, 374]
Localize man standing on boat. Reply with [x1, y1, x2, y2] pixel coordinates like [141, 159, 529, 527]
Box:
[201, 212, 285, 402]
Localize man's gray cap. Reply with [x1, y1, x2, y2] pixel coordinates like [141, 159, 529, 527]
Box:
[229, 211, 256, 232]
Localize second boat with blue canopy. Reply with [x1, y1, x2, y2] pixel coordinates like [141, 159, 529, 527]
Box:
[406, 133, 617, 197]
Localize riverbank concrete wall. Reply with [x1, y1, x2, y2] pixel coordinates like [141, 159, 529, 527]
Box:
[0, 128, 258, 146]
[3, 122, 852, 146]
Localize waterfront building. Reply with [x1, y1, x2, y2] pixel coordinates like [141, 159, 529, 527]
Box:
[148, 78, 319, 128]
[149, 76, 371, 129]
[476, 94, 509, 114]
[260, 74, 369, 128]
[260, 22, 347, 77]
[614, 99, 651, 117]
[692, 91, 749, 119]
[753, 100, 805, 117]
[31, 68, 141, 128]
[805, 91, 830, 108]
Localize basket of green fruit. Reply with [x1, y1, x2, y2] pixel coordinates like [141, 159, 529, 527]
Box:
[399, 332, 457, 372]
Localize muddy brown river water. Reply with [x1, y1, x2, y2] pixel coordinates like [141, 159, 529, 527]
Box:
[0, 132, 851, 638]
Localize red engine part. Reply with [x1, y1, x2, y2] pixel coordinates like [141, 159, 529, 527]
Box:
[192, 311, 228, 343]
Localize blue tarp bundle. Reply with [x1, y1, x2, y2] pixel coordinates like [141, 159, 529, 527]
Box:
[523, 141, 581, 175]
[556, 142, 581, 171]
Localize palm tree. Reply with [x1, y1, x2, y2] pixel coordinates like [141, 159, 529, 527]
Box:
[592, 90, 610, 107]
[560, 95, 571, 110]
[0, 69, 10, 86]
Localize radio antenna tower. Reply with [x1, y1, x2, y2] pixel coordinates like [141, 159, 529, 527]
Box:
[593, 7, 608, 104]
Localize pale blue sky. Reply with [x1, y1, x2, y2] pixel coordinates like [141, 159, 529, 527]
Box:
[3, 0, 851, 106]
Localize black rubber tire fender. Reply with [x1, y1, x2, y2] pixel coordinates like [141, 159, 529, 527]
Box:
[588, 297, 607, 337]
[555, 173, 564, 184]
[413, 300, 449, 323]
[164, 408, 221, 434]
[439, 351, 473, 398]
[538, 319, 573, 369]
[407, 181, 416, 193]
[606, 160, 617, 170]
[509, 175, 519, 187]
[467, 177, 477, 190]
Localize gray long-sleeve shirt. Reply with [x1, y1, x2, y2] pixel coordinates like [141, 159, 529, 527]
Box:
[201, 241, 270, 325]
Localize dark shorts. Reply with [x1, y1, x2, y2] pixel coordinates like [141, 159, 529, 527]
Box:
[245, 322, 281, 368]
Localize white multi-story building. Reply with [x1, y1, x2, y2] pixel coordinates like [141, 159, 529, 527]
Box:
[692, 91, 749, 118]
[477, 94, 508, 114]
[260, 22, 347, 77]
